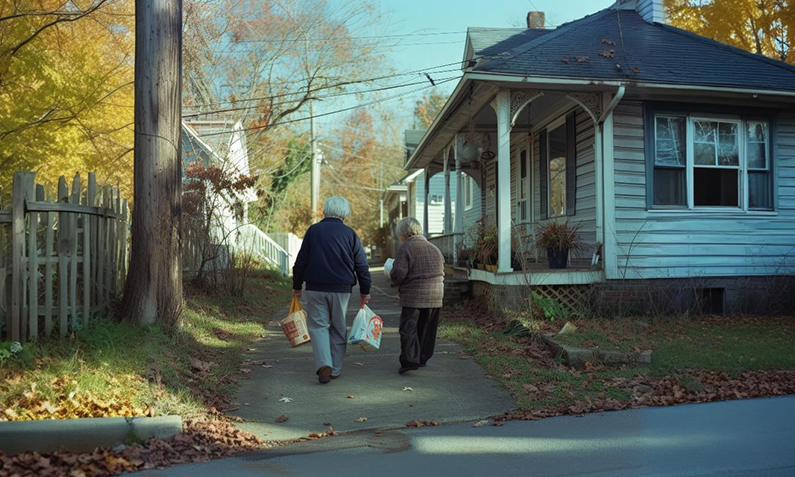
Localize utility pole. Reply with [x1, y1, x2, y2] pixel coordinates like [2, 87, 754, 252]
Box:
[122, 0, 183, 326]
[309, 100, 320, 221]
[379, 162, 384, 227]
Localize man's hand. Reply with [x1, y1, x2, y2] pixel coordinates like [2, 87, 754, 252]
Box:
[361, 294, 371, 305]
[293, 289, 302, 298]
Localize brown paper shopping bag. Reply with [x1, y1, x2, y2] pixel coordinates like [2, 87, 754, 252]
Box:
[281, 297, 311, 348]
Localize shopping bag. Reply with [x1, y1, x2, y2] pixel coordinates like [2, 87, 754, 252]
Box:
[281, 296, 311, 348]
[348, 303, 383, 352]
[383, 258, 395, 278]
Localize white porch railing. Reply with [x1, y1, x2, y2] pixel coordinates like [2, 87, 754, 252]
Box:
[429, 232, 464, 264]
[235, 224, 290, 276]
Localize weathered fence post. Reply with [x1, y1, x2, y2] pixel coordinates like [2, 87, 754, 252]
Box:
[85, 173, 95, 327]
[57, 177, 70, 338]
[11, 172, 34, 343]
[44, 186, 54, 336]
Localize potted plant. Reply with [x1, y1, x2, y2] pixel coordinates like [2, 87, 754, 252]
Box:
[535, 220, 585, 269]
[457, 247, 475, 268]
[477, 224, 499, 272]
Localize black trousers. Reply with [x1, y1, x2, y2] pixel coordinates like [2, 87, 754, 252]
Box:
[399, 307, 440, 368]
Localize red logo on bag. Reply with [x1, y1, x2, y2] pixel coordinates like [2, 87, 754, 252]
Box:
[282, 321, 298, 339]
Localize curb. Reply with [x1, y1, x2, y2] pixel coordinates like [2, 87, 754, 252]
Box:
[0, 415, 182, 455]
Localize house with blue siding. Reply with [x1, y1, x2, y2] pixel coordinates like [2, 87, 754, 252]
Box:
[404, 0, 795, 313]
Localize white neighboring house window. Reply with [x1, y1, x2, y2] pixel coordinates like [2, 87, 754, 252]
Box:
[464, 175, 475, 210]
[651, 114, 772, 210]
[430, 194, 444, 205]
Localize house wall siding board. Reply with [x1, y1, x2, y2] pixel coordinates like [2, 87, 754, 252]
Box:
[612, 102, 795, 279]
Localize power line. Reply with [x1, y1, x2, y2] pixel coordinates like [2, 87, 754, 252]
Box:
[232, 27, 521, 44]
[199, 76, 460, 138]
[183, 72, 461, 119]
[187, 59, 478, 109]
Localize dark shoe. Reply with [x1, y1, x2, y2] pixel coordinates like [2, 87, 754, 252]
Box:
[419, 363, 427, 368]
[317, 366, 332, 384]
[399, 366, 420, 374]
[331, 374, 340, 380]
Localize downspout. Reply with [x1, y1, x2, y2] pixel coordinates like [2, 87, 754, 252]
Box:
[597, 85, 625, 273]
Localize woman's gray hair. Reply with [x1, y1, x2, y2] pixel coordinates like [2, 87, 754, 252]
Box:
[397, 217, 423, 238]
[323, 196, 351, 220]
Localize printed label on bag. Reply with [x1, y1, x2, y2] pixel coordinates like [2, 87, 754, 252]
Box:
[282, 321, 298, 339]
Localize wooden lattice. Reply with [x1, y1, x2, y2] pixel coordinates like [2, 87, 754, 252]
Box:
[531, 284, 593, 314]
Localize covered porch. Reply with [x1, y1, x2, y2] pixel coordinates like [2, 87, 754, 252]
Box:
[408, 75, 626, 286]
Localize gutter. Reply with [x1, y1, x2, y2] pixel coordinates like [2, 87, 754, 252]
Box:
[467, 71, 795, 99]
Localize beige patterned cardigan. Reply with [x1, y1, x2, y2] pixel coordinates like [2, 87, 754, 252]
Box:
[390, 235, 445, 309]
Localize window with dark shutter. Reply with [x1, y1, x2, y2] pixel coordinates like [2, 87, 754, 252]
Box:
[539, 129, 548, 220]
[566, 112, 577, 216]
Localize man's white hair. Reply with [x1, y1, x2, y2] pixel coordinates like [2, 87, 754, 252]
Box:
[397, 217, 423, 238]
[323, 196, 351, 220]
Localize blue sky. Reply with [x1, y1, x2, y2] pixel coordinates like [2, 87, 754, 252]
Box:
[315, 0, 615, 134]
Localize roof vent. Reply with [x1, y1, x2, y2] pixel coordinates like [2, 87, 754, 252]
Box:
[526, 11, 545, 29]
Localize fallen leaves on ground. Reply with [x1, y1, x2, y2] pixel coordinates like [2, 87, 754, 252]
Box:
[308, 427, 338, 439]
[405, 419, 439, 428]
[275, 415, 289, 423]
[472, 420, 489, 427]
[402, 387, 413, 392]
[0, 418, 265, 476]
[278, 397, 293, 403]
[353, 417, 368, 422]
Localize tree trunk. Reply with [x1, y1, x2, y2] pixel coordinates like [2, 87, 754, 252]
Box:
[122, 0, 183, 326]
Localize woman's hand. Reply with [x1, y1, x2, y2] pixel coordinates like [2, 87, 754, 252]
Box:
[361, 294, 371, 305]
[293, 289, 302, 298]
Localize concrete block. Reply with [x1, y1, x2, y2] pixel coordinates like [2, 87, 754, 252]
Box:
[0, 416, 182, 455]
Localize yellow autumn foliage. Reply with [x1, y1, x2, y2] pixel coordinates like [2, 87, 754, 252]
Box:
[0, 0, 135, 198]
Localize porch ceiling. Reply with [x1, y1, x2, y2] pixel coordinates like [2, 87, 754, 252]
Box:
[406, 73, 620, 171]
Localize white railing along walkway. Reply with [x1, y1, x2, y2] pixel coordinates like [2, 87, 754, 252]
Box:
[235, 224, 289, 276]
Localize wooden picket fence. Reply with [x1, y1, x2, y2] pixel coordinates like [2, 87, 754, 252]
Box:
[0, 171, 129, 343]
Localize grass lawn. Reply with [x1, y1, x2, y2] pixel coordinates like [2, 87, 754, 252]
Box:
[440, 304, 795, 417]
[0, 269, 293, 422]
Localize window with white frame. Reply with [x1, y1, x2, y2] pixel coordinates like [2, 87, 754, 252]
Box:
[464, 175, 474, 210]
[651, 113, 772, 210]
[429, 194, 444, 205]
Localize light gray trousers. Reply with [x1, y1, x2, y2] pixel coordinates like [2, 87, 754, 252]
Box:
[303, 291, 351, 376]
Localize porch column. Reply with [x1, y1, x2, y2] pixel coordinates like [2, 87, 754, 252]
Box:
[453, 135, 465, 263]
[454, 134, 464, 236]
[423, 167, 430, 238]
[495, 90, 513, 273]
[443, 147, 452, 234]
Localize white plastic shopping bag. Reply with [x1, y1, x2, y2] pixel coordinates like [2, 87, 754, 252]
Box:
[383, 258, 395, 277]
[348, 303, 383, 351]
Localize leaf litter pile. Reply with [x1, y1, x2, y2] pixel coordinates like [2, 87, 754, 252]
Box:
[1, 270, 297, 476]
[439, 303, 795, 424]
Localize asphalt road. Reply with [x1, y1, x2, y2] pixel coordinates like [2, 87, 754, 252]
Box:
[136, 396, 795, 477]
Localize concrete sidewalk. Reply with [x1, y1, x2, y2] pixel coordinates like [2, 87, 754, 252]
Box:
[229, 268, 515, 441]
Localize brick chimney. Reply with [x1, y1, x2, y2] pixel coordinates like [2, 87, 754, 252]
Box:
[527, 11, 545, 29]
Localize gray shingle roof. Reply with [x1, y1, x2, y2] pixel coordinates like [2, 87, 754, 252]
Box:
[473, 9, 795, 92]
[468, 27, 551, 58]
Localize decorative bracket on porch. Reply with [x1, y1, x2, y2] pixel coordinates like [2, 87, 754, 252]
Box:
[565, 93, 603, 125]
[509, 90, 545, 127]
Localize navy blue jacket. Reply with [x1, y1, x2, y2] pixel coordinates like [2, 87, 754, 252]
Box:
[292, 218, 372, 294]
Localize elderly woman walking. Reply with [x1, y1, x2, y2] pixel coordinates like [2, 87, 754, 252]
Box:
[390, 217, 445, 374]
[293, 197, 372, 384]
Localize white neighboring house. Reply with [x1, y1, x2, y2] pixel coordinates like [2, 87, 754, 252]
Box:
[181, 119, 290, 275]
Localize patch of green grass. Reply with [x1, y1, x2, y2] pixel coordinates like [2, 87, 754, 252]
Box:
[0, 269, 293, 421]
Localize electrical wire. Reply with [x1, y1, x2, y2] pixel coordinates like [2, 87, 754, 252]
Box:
[187, 58, 480, 109]
[198, 76, 461, 138]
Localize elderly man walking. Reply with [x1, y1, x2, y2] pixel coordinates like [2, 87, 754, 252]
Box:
[293, 197, 372, 384]
[390, 217, 445, 374]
